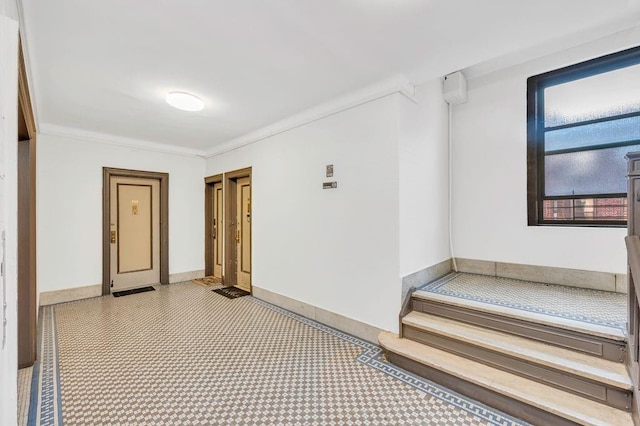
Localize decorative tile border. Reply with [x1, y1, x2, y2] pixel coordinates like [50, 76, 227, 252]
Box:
[421, 273, 626, 331]
[28, 306, 63, 425]
[248, 297, 528, 426]
[31, 293, 528, 426]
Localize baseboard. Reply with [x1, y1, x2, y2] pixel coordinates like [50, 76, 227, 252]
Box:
[252, 286, 384, 344]
[402, 259, 452, 300]
[169, 269, 205, 284]
[39, 269, 205, 306]
[455, 258, 626, 294]
[39, 284, 102, 306]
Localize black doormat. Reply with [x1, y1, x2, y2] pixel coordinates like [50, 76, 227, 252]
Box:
[212, 286, 250, 299]
[112, 286, 156, 298]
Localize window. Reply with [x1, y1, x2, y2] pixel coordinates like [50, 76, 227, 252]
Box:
[527, 46, 640, 226]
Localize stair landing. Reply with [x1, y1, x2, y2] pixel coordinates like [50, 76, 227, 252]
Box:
[414, 272, 627, 341]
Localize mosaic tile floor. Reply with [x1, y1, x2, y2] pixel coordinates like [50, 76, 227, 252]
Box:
[418, 273, 627, 331]
[18, 366, 33, 426]
[24, 282, 528, 425]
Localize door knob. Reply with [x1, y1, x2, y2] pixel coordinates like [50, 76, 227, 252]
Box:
[110, 231, 116, 244]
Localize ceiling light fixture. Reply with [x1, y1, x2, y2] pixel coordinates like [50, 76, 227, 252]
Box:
[165, 92, 204, 112]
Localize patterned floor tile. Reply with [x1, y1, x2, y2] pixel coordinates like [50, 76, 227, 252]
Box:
[419, 273, 627, 331]
[18, 366, 33, 426]
[26, 282, 528, 425]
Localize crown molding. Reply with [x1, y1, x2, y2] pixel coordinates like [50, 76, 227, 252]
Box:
[203, 74, 417, 158]
[38, 74, 418, 160]
[462, 18, 640, 82]
[39, 123, 208, 158]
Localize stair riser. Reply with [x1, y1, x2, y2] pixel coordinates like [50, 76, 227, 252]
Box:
[385, 350, 580, 426]
[412, 298, 627, 362]
[403, 325, 632, 411]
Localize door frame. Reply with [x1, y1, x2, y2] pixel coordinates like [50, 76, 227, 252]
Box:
[102, 167, 169, 295]
[17, 37, 37, 368]
[204, 174, 223, 278]
[224, 167, 252, 290]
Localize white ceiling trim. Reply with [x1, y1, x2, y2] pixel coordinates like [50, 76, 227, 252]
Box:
[204, 75, 417, 159]
[39, 123, 208, 158]
[462, 16, 640, 81]
[38, 74, 417, 159]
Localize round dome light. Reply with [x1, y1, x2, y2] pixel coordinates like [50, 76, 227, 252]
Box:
[165, 92, 204, 112]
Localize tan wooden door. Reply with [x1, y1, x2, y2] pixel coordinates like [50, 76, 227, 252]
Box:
[213, 182, 223, 278]
[110, 176, 160, 291]
[236, 177, 251, 291]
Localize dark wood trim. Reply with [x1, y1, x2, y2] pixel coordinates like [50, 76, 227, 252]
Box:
[225, 167, 252, 180]
[411, 297, 627, 362]
[17, 139, 36, 369]
[204, 174, 222, 277]
[224, 167, 252, 290]
[224, 177, 238, 286]
[204, 185, 213, 277]
[204, 174, 223, 184]
[17, 37, 37, 369]
[102, 168, 169, 295]
[385, 351, 580, 426]
[18, 38, 36, 138]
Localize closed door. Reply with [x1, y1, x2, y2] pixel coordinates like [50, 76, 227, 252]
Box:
[212, 182, 223, 278]
[110, 176, 160, 291]
[236, 177, 251, 291]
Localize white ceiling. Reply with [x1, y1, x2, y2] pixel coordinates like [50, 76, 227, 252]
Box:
[19, 0, 640, 154]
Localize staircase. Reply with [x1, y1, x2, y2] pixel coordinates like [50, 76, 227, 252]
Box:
[379, 273, 634, 426]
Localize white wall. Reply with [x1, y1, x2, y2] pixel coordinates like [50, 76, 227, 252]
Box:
[399, 79, 450, 277]
[452, 29, 640, 274]
[0, 4, 19, 425]
[37, 133, 205, 293]
[206, 95, 402, 332]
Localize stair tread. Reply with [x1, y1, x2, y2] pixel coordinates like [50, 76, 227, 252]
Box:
[379, 332, 633, 426]
[413, 290, 626, 342]
[403, 311, 632, 390]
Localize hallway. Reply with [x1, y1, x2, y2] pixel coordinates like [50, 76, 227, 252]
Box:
[18, 282, 525, 425]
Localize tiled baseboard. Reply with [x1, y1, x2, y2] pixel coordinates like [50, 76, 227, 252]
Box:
[402, 258, 627, 294]
[455, 258, 627, 294]
[252, 286, 384, 344]
[39, 269, 206, 306]
[402, 259, 453, 301]
[39, 284, 102, 306]
[169, 269, 205, 283]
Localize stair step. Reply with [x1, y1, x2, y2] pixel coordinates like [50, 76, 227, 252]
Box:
[412, 290, 625, 342]
[379, 332, 634, 426]
[403, 311, 631, 390]
[411, 291, 627, 362]
[402, 311, 632, 409]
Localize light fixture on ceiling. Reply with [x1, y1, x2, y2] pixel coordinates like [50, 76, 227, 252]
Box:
[165, 92, 204, 112]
